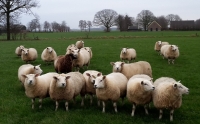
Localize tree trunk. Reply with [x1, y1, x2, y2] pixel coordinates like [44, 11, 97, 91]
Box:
[6, 12, 10, 40]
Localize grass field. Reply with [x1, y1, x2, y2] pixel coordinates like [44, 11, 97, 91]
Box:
[0, 31, 200, 124]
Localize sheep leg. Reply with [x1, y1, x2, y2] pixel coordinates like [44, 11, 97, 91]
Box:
[65, 101, 68, 111]
[55, 101, 59, 111]
[102, 101, 105, 113]
[159, 109, 163, 120]
[131, 103, 136, 116]
[97, 100, 101, 107]
[144, 104, 149, 115]
[113, 102, 118, 113]
[172, 59, 175, 64]
[168, 59, 171, 64]
[39, 98, 42, 109]
[170, 109, 174, 121]
[81, 96, 84, 106]
[90, 95, 93, 105]
[32, 98, 35, 109]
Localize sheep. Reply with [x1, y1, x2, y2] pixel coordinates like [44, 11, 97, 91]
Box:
[83, 70, 101, 105]
[82, 47, 93, 59]
[71, 48, 91, 71]
[54, 53, 77, 73]
[152, 77, 189, 121]
[75, 40, 84, 49]
[49, 72, 86, 111]
[66, 44, 78, 54]
[126, 76, 155, 116]
[41, 47, 57, 64]
[160, 45, 180, 64]
[154, 41, 169, 53]
[22, 72, 58, 109]
[21, 48, 38, 63]
[15, 45, 25, 57]
[110, 61, 152, 79]
[18, 64, 43, 86]
[120, 48, 136, 63]
[94, 72, 128, 113]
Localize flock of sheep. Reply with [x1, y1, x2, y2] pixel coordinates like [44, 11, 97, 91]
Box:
[15, 40, 189, 122]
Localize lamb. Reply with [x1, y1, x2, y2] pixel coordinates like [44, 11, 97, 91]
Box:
[110, 61, 152, 79]
[154, 41, 169, 53]
[120, 48, 136, 63]
[126, 75, 155, 116]
[18, 64, 43, 86]
[83, 70, 101, 105]
[75, 40, 84, 49]
[54, 53, 76, 73]
[22, 72, 58, 109]
[94, 72, 128, 113]
[152, 77, 189, 121]
[71, 48, 91, 71]
[15, 45, 25, 56]
[160, 45, 180, 64]
[21, 48, 38, 63]
[41, 47, 57, 64]
[49, 72, 86, 111]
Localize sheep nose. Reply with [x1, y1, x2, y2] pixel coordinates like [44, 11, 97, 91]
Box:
[62, 83, 65, 86]
[152, 87, 155, 90]
[29, 80, 32, 84]
[94, 85, 97, 88]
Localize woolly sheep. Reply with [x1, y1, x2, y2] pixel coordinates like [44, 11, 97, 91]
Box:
[41, 47, 57, 64]
[160, 45, 180, 64]
[15, 45, 25, 56]
[22, 72, 57, 109]
[54, 53, 76, 73]
[21, 48, 38, 63]
[94, 72, 128, 113]
[75, 40, 84, 49]
[82, 47, 93, 59]
[154, 41, 169, 52]
[110, 61, 152, 79]
[126, 76, 155, 116]
[49, 72, 86, 111]
[152, 77, 189, 121]
[66, 44, 78, 54]
[71, 48, 91, 71]
[83, 70, 101, 105]
[120, 48, 136, 63]
[18, 64, 43, 86]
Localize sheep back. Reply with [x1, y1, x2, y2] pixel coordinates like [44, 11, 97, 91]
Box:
[41, 47, 57, 62]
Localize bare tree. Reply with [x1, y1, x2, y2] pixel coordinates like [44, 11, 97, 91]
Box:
[93, 9, 118, 32]
[136, 10, 155, 31]
[61, 21, 67, 32]
[155, 16, 168, 30]
[86, 21, 92, 32]
[116, 14, 134, 31]
[79, 20, 84, 31]
[0, 0, 39, 40]
[43, 21, 50, 32]
[166, 14, 182, 27]
[27, 18, 40, 32]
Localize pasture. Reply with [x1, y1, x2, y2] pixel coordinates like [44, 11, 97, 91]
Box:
[0, 31, 200, 124]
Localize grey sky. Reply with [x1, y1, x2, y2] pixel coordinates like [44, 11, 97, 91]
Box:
[20, 0, 200, 29]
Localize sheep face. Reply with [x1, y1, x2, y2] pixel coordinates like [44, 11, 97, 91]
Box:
[46, 47, 53, 53]
[94, 75, 106, 89]
[19, 45, 24, 50]
[22, 48, 29, 55]
[53, 75, 70, 88]
[33, 65, 43, 75]
[71, 49, 80, 59]
[173, 81, 189, 95]
[141, 80, 155, 91]
[110, 62, 124, 72]
[23, 74, 39, 86]
[87, 72, 102, 84]
[122, 48, 127, 54]
[171, 45, 178, 51]
[157, 41, 162, 46]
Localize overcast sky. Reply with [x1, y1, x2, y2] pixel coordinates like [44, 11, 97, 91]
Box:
[20, 0, 200, 29]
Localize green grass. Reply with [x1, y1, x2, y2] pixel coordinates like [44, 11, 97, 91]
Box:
[0, 31, 200, 124]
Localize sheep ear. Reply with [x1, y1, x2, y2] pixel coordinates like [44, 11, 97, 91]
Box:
[53, 76, 58, 80]
[38, 64, 41, 67]
[65, 76, 70, 80]
[35, 73, 40, 77]
[21, 74, 27, 78]
[86, 73, 91, 77]
[141, 81, 144, 85]
[110, 62, 115, 66]
[103, 75, 106, 80]
[150, 78, 153, 82]
[97, 73, 102, 77]
[121, 62, 125, 66]
[46, 47, 49, 49]
[177, 80, 181, 83]
[173, 83, 178, 88]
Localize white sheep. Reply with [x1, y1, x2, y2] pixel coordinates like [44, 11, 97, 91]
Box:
[66, 44, 78, 54]
[126, 76, 155, 116]
[15, 45, 25, 56]
[22, 72, 57, 109]
[83, 70, 101, 105]
[82, 47, 93, 59]
[152, 77, 189, 121]
[21, 48, 38, 63]
[160, 45, 180, 64]
[154, 41, 169, 53]
[75, 40, 84, 49]
[18, 64, 43, 86]
[94, 72, 128, 113]
[71, 48, 91, 71]
[41, 47, 57, 64]
[49, 72, 86, 111]
[120, 48, 136, 63]
[110, 61, 152, 79]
